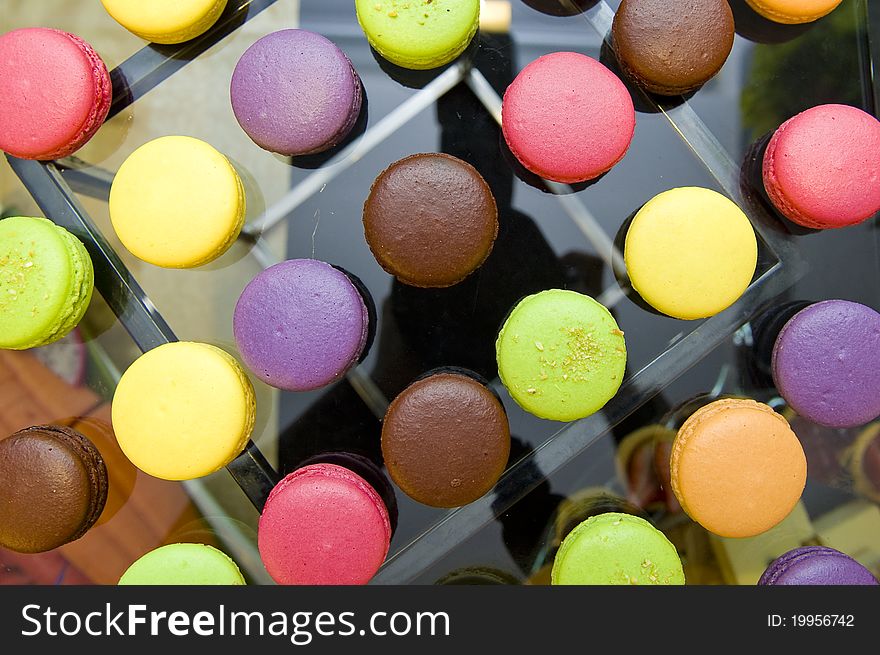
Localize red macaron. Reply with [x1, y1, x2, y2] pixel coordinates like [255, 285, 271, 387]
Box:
[0, 28, 112, 161]
[501, 52, 635, 184]
[762, 104, 880, 229]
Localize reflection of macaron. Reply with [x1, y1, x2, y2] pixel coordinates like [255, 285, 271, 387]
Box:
[762, 104, 880, 229]
[759, 546, 878, 585]
[112, 342, 256, 480]
[363, 153, 498, 288]
[612, 0, 735, 96]
[0, 216, 94, 350]
[0, 425, 108, 553]
[772, 300, 880, 428]
[109, 136, 246, 268]
[381, 370, 510, 507]
[100, 0, 228, 44]
[233, 259, 373, 392]
[502, 52, 635, 184]
[848, 422, 880, 503]
[258, 464, 391, 585]
[624, 187, 758, 320]
[118, 543, 246, 585]
[0, 28, 111, 160]
[746, 0, 842, 24]
[551, 513, 685, 585]
[496, 290, 626, 422]
[670, 398, 807, 538]
[355, 0, 480, 70]
[231, 29, 362, 156]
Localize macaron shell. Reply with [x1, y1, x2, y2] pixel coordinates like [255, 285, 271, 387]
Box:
[612, 0, 735, 96]
[118, 543, 246, 585]
[670, 399, 807, 538]
[362, 153, 499, 288]
[112, 342, 256, 480]
[759, 546, 879, 585]
[230, 30, 362, 156]
[233, 259, 369, 391]
[355, 0, 480, 70]
[745, 0, 843, 24]
[624, 187, 758, 320]
[771, 300, 880, 428]
[0, 28, 111, 160]
[762, 104, 880, 229]
[109, 136, 245, 268]
[0, 425, 108, 553]
[0, 216, 94, 350]
[258, 464, 391, 585]
[551, 513, 685, 585]
[381, 372, 511, 507]
[495, 290, 626, 422]
[502, 52, 635, 184]
[101, 0, 228, 44]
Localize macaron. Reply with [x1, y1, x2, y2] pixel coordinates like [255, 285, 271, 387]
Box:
[771, 300, 880, 428]
[233, 259, 373, 392]
[118, 543, 246, 585]
[495, 290, 626, 422]
[100, 0, 229, 44]
[762, 104, 880, 229]
[0, 425, 108, 553]
[502, 52, 635, 184]
[258, 463, 392, 585]
[745, 0, 843, 24]
[0, 216, 94, 350]
[355, 0, 480, 70]
[381, 370, 511, 507]
[363, 153, 499, 288]
[759, 546, 878, 585]
[112, 342, 256, 480]
[623, 187, 758, 320]
[0, 28, 111, 160]
[231, 29, 362, 156]
[612, 0, 735, 96]
[109, 136, 246, 268]
[551, 513, 685, 585]
[670, 398, 807, 538]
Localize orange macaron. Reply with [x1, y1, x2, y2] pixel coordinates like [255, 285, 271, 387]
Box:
[670, 398, 807, 538]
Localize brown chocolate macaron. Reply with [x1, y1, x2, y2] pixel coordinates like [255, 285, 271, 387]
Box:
[363, 153, 499, 288]
[0, 425, 108, 553]
[381, 369, 510, 508]
[612, 0, 735, 96]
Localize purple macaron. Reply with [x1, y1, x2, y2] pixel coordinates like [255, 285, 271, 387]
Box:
[759, 546, 879, 585]
[230, 29, 362, 156]
[772, 300, 880, 428]
[233, 259, 371, 391]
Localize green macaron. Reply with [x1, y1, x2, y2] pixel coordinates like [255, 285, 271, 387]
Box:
[551, 513, 685, 585]
[118, 543, 246, 585]
[355, 0, 480, 70]
[495, 289, 626, 422]
[0, 216, 94, 350]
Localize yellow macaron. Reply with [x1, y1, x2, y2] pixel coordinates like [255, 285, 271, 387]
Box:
[623, 187, 757, 320]
[109, 135, 245, 268]
[745, 0, 842, 24]
[112, 342, 256, 480]
[100, 0, 229, 44]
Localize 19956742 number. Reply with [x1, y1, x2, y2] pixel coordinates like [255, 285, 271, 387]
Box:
[768, 614, 855, 627]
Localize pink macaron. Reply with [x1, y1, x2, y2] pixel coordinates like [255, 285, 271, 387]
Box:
[0, 28, 112, 161]
[257, 463, 391, 585]
[501, 52, 635, 184]
[762, 104, 880, 229]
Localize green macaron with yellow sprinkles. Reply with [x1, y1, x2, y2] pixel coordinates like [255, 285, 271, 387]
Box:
[0, 216, 94, 350]
[495, 289, 626, 422]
